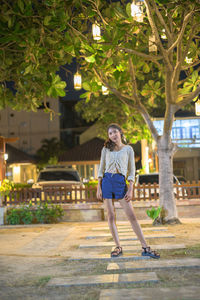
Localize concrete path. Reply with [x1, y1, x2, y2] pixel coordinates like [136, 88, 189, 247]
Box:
[86, 233, 175, 239]
[107, 258, 200, 271]
[0, 219, 200, 300]
[47, 272, 159, 287]
[99, 286, 200, 300]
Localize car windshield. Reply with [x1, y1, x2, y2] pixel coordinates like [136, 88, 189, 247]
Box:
[37, 171, 80, 182]
[138, 175, 159, 184]
[138, 174, 177, 184]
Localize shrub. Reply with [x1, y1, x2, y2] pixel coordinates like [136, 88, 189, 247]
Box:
[0, 179, 14, 197]
[146, 206, 161, 221]
[6, 201, 64, 225]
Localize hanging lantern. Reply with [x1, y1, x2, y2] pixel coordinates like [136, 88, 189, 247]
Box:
[149, 34, 157, 53]
[4, 153, 8, 161]
[131, 0, 144, 22]
[102, 85, 109, 95]
[74, 72, 82, 90]
[161, 29, 167, 39]
[185, 56, 192, 64]
[195, 98, 200, 116]
[92, 23, 101, 40]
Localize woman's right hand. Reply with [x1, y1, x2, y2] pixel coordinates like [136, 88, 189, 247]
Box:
[96, 185, 102, 200]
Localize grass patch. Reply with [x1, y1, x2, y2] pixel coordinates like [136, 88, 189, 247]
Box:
[36, 276, 51, 287]
[159, 243, 200, 259]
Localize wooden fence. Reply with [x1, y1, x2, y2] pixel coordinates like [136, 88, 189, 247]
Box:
[2, 181, 200, 206]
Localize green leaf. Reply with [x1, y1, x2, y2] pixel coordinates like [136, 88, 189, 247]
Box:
[82, 82, 91, 91]
[17, 0, 24, 12]
[44, 16, 52, 26]
[64, 45, 75, 55]
[85, 55, 96, 63]
[192, 70, 198, 83]
[126, 3, 132, 18]
[24, 65, 32, 75]
[143, 63, 150, 73]
[55, 88, 65, 97]
[155, 81, 160, 89]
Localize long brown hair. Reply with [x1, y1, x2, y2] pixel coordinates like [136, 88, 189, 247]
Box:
[104, 123, 127, 151]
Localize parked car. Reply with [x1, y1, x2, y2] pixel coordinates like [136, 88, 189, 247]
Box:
[177, 176, 187, 183]
[32, 166, 84, 200]
[135, 173, 187, 199]
[32, 166, 83, 188]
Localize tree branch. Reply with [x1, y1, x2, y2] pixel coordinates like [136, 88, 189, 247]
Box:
[67, 22, 88, 40]
[181, 60, 200, 70]
[136, 102, 159, 141]
[167, 11, 194, 54]
[144, 0, 173, 71]
[150, 0, 172, 41]
[129, 57, 139, 100]
[93, 68, 134, 102]
[177, 85, 200, 108]
[93, 67, 159, 141]
[88, 0, 108, 27]
[116, 46, 162, 63]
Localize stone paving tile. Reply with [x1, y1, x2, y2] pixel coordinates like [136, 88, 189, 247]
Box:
[86, 232, 171, 238]
[107, 258, 200, 271]
[92, 227, 168, 232]
[91, 226, 167, 231]
[47, 271, 158, 287]
[79, 241, 141, 248]
[86, 233, 175, 240]
[112, 243, 186, 252]
[68, 254, 151, 261]
[99, 286, 200, 300]
[118, 234, 175, 241]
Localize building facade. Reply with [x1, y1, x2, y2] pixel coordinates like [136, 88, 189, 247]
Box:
[0, 97, 60, 155]
[146, 117, 200, 181]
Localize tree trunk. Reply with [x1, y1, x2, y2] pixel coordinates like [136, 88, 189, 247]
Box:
[156, 135, 181, 224]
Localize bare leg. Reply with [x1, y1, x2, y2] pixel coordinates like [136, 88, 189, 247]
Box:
[104, 199, 121, 247]
[118, 198, 148, 248]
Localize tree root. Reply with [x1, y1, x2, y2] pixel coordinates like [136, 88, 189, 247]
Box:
[153, 217, 182, 225]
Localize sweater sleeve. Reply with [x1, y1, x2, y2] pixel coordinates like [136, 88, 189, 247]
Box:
[127, 146, 135, 182]
[98, 147, 106, 178]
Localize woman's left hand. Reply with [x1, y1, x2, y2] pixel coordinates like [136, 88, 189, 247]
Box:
[124, 188, 133, 202]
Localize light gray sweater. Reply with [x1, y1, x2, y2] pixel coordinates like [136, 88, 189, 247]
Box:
[98, 145, 135, 182]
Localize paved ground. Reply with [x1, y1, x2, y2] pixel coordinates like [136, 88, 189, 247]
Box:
[0, 219, 200, 299]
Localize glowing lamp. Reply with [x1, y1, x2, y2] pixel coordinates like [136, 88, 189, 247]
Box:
[92, 23, 101, 40]
[102, 85, 109, 95]
[161, 29, 167, 39]
[131, 0, 144, 22]
[185, 56, 192, 64]
[4, 153, 8, 161]
[195, 99, 200, 116]
[74, 72, 82, 90]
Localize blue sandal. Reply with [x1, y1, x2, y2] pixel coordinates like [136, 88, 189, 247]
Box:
[142, 246, 160, 259]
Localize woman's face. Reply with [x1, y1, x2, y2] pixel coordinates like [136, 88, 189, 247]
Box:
[108, 127, 122, 144]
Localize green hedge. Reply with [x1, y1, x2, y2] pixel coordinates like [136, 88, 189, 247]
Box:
[6, 202, 64, 225]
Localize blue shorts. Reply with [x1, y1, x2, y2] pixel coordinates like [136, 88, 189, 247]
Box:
[102, 173, 127, 199]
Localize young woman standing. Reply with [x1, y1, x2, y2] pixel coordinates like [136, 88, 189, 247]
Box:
[97, 123, 160, 259]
